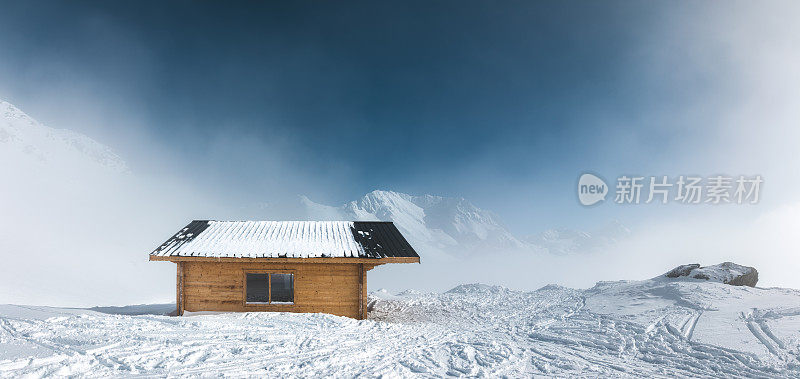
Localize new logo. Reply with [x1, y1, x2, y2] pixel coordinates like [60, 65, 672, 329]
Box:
[578, 173, 609, 206]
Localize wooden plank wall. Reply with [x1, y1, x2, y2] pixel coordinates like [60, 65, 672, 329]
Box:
[176, 262, 184, 316]
[180, 262, 366, 319]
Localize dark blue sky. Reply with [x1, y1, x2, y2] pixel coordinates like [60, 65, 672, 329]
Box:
[1, 1, 792, 233]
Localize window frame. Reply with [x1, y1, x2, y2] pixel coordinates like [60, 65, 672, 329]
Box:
[242, 269, 296, 307]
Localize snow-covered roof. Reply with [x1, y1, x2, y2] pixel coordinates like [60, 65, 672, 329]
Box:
[150, 220, 419, 259]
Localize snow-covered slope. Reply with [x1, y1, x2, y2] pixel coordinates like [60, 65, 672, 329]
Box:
[0, 100, 128, 173]
[2, 276, 798, 377]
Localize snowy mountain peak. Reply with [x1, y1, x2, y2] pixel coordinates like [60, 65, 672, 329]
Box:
[345, 190, 427, 223]
[0, 100, 128, 173]
[301, 190, 528, 258]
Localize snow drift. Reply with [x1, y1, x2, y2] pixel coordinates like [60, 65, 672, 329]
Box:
[2, 266, 799, 377]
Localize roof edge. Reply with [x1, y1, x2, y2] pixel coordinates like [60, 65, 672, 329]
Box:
[191, 220, 396, 223]
[149, 256, 420, 264]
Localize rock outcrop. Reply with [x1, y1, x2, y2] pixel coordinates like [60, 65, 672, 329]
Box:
[663, 262, 758, 287]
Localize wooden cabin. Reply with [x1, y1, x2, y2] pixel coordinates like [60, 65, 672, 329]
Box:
[150, 220, 420, 319]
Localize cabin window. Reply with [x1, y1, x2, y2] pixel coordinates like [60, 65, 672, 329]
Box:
[270, 273, 294, 304]
[246, 273, 269, 303]
[245, 273, 294, 304]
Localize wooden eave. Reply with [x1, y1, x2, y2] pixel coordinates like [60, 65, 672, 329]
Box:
[149, 255, 420, 264]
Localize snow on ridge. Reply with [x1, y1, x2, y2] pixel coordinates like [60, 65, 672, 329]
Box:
[662, 262, 759, 287]
[535, 283, 571, 292]
[0, 100, 128, 173]
[691, 262, 753, 283]
[445, 283, 511, 294]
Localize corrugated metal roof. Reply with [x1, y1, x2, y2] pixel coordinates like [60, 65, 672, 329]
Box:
[150, 220, 419, 259]
[352, 222, 418, 258]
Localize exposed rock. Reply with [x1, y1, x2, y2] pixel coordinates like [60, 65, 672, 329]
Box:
[663, 262, 758, 287]
[665, 264, 701, 278]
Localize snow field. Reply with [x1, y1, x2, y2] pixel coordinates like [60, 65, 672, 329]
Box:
[1, 278, 800, 377]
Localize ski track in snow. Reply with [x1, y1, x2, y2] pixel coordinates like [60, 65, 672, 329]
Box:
[2, 281, 800, 377]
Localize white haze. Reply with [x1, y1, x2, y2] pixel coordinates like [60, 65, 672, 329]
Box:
[2, 88, 799, 307]
[2, 1, 800, 306]
[0, 99, 339, 307]
[0, 110, 215, 306]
